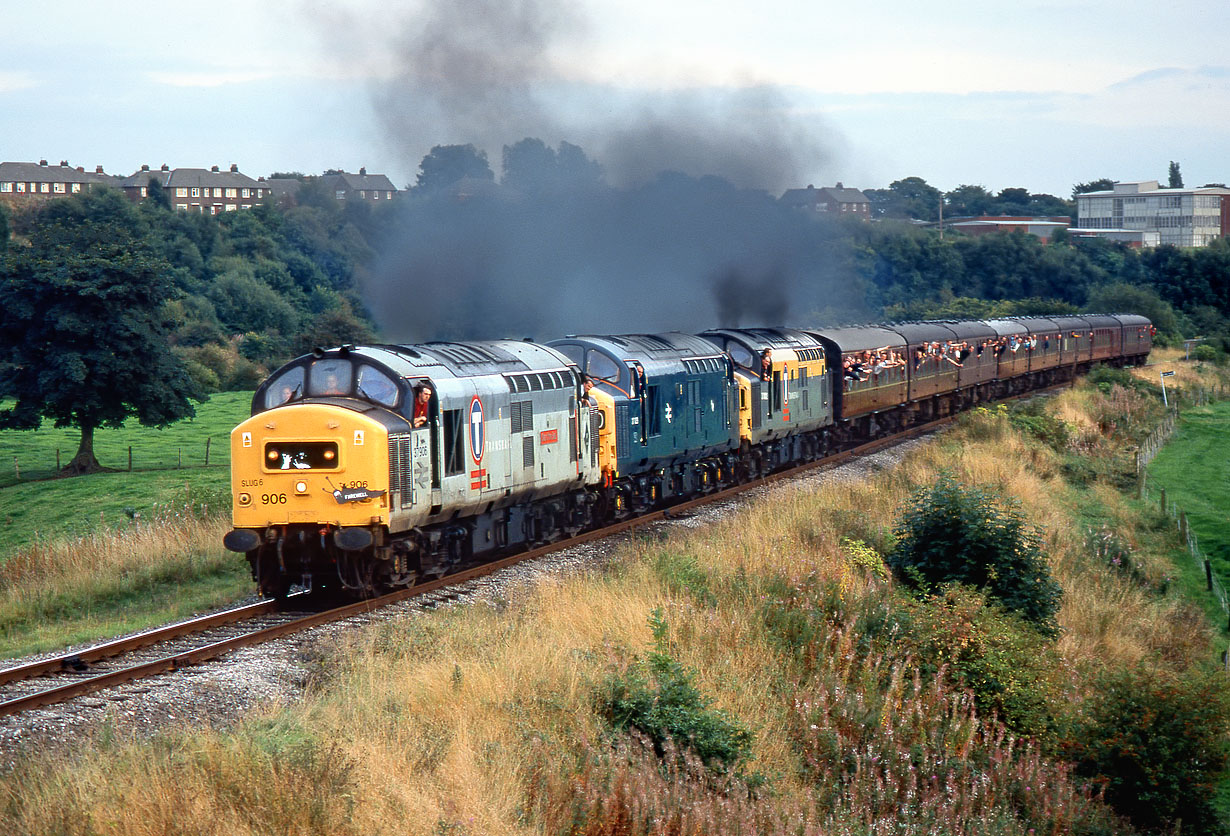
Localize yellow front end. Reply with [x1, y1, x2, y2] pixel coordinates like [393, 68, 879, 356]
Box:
[589, 388, 618, 483]
[230, 403, 391, 531]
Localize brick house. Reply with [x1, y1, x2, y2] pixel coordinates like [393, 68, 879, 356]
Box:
[0, 160, 117, 208]
[780, 183, 871, 218]
[123, 164, 270, 213]
[319, 168, 398, 202]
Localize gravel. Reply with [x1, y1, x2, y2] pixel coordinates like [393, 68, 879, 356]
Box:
[0, 433, 934, 769]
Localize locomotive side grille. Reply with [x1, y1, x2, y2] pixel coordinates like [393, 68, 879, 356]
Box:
[750, 382, 763, 429]
[590, 409, 601, 467]
[615, 403, 630, 455]
[511, 400, 534, 434]
[389, 433, 412, 509]
[569, 396, 578, 463]
[522, 434, 535, 468]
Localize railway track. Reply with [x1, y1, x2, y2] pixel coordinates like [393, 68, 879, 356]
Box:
[0, 409, 969, 720]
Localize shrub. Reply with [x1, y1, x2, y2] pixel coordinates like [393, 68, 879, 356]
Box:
[898, 587, 1067, 746]
[887, 473, 1062, 636]
[599, 610, 753, 773]
[1069, 665, 1230, 835]
[1193, 343, 1224, 365]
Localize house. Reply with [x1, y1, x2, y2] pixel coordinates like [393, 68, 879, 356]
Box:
[0, 160, 117, 207]
[318, 168, 398, 202]
[1075, 180, 1230, 247]
[780, 183, 870, 218]
[123, 164, 270, 213]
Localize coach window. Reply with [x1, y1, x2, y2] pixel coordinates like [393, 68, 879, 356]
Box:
[356, 365, 398, 407]
[309, 359, 352, 396]
[264, 366, 305, 409]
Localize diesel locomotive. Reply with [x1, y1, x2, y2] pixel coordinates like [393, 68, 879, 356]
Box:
[224, 314, 1153, 598]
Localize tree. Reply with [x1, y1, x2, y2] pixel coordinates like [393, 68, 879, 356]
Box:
[501, 138, 604, 195]
[887, 473, 1062, 635]
[943, 184, 994, 217]
[1168, 160, 1183, 189]
[1072, 178, 1114, 198]
[145, 175, 171, 210]
[866, 176, 942, 220]
[0, 189, 202, 473]
[413, 144, 494, 194]
[0, 201, 7, 255]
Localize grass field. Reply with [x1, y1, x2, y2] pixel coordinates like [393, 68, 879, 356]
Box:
[1147, 398, 1230, 606]
[0, 392, 251, 559]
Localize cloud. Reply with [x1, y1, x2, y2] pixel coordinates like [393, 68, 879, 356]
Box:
[147, 70, 280, 88]
[1055, 65, 1230, 128]
[0, 71, 38, 94]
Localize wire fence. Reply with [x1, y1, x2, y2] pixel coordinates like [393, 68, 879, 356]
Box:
[1136, 394, 1230, 669]
[4, 438, 225, 488]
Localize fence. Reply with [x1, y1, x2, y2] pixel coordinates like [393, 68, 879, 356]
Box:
[1136, 400, 1230, 668]
[4, 437, 224, 488]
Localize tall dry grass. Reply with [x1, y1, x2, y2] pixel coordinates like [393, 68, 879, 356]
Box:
[0, 376, 1219, 834]
[0, 499, 241, 655]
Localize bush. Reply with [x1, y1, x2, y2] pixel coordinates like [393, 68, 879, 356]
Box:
[1193, 343, 1225, 366]
[898, 587, 1067, 746]
[887, 473, 1062, 636]
[599, 610, 753, 773]
[1069, 665, 1230, 835]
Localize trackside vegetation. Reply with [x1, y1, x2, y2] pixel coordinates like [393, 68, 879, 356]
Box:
[0, 354, 1228, 835]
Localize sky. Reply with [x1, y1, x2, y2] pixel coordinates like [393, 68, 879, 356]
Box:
[3, 0, 1229, 198]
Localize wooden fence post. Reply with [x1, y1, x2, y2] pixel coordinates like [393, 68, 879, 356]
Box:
[12, 457, 18, 481]
[1207, 559, 1215, 592]
[205, 437, 211, 466]
[128, 446, 132, 472]
[1160, 488, 1167, 515]
[56, 449, 60, 470]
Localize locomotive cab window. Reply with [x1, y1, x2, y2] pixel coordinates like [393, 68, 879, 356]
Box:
[356, 365, 399, 407]
[309, 359, 353, 396]
[264, 366, 305, 409]
[727, 342, 754, 369]
[586, 350, 621, 384]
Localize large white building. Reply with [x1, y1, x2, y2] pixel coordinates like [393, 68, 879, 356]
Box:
[1075, 180, 1230, 247]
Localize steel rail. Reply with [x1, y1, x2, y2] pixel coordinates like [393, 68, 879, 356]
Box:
[0, 598, 283, 689]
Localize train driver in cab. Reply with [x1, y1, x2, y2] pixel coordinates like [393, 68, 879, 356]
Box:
[760, 349, 772, 380]
[412, 383, 433, 428]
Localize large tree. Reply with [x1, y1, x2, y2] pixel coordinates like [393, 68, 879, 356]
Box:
[0, 189, 202, 473]
[1168, 160, 1184, 189]
[413, 144, 494, 195]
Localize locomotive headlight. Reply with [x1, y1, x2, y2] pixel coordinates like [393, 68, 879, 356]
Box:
[323, 449, 336, 462]
[238, 492, 253, 506]
[266, 449, 279, 462]
[295, 480, 309, 494]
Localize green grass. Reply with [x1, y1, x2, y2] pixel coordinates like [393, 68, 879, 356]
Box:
[0, 392, 252, 560]
[1147, 399, 1230, 631]
[0, 391, 251, 488]
[0, 550, 253, 658]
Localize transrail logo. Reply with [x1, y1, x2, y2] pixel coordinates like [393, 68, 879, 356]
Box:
[469, 396, 485, 464]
